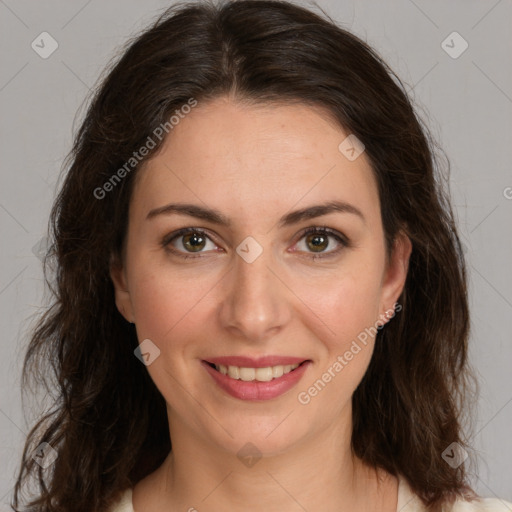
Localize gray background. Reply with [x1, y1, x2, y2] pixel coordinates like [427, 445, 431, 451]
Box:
[1, 0, 511, 508]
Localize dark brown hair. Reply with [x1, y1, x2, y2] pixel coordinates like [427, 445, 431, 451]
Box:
[12, 1, 478, 511]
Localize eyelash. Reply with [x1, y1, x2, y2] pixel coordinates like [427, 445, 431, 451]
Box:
[161, 226, 349, 261]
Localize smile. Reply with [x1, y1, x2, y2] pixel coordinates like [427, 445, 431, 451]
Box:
[201, 358, 311, 401]
[211, 362, 301, 381]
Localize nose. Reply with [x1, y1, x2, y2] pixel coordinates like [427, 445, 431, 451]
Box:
[218, 245, 292, 343]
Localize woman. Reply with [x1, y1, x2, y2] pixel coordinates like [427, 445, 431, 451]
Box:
[12, 1, 512, 511]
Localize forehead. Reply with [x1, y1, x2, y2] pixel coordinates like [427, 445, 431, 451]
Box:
[132, 97, 380, 228]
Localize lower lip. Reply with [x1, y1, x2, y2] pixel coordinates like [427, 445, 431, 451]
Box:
[201, 360, 311, 401]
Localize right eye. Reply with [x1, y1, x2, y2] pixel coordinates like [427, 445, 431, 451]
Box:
[161, 228, 221, 259]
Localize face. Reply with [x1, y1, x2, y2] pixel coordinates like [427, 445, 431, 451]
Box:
[111, 96, 411, 457]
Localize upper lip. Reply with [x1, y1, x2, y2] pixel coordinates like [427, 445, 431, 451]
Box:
[204, 356, 309, 368]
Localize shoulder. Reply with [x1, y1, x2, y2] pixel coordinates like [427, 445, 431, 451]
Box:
[397, 475, 512, 512]
[107, 480, 512, 512]
[447, 497, 512, 511]
[107, 488, 133, 512]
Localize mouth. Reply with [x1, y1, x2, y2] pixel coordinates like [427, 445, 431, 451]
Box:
[201, 358, 312, 401]
[204, 360, 310, 382]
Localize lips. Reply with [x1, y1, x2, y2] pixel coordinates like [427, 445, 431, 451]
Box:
[201, 356, 312, 401]
[204, 355, 308, 368]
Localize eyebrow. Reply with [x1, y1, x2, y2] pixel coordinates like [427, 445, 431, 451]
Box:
[146, 200, 365, 227]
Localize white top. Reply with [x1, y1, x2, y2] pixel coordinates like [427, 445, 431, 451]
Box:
[109, 475, 512, 511]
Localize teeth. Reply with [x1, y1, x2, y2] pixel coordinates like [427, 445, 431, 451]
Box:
[226, 366, 238, 379]
[214, 363, 300, 381]
[255, 367, 273, 382]
[240, 367, 255, 381]
[272, 365, 284, 378]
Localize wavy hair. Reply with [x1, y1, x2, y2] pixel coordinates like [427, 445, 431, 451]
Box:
[12, 1, 477, 510]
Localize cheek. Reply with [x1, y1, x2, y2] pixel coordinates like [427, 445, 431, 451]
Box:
[132, 275, 201, 337]
[292, 261, 384, 350]
[128, 257, 222, 355]
[128, 266, 217, 399]
[294, 272, 382, 412]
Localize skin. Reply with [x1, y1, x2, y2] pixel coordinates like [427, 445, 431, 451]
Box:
[110, 96, 412, 512]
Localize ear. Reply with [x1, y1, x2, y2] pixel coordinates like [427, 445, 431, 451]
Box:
[377, 231, 412, 326]
[109, 254, 135, 324]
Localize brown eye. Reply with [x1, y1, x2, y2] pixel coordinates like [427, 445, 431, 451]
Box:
[294, 227, 349, 260]
[162, 228, 219, 258]
[305, 232, 329, 252]
[182, 232, 207, 252]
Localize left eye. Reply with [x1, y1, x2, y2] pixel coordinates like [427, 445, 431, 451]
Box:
[293, 227, 348, 258]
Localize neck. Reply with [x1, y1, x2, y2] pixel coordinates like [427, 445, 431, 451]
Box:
[140, 408, 397, 512]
